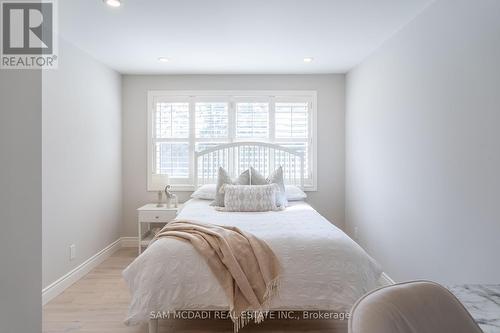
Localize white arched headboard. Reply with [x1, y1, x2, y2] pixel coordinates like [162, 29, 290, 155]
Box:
[194, 142, 304, 188]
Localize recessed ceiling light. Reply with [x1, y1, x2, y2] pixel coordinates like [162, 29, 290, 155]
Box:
[158, 57, 170, 63]
[303, 57, 314, 63]
[104, 0, 121, 7]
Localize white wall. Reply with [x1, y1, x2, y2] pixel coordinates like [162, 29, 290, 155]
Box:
[346, 0, 500, 284]
[122, 75, 345, 236]
[0, 70, 42, 333]
[42, 39, 122, 288]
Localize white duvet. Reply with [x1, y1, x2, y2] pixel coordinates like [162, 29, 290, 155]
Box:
[123, 199, 382, 325]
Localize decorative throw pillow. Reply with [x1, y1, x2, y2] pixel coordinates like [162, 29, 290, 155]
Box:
[191, 184, 217, 200]
[285, 185, 307, 201]
[221, 184, 279, 212]
[210, 167, 250, 207]
[250, 166, 288, 207]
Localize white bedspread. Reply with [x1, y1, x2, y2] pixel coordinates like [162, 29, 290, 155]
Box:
[123, 199, 382, 325]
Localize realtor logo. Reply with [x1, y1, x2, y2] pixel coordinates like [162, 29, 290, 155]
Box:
[1, 0, 58, 69]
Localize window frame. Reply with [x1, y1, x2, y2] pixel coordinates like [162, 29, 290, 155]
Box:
[147, 90, 318, 192]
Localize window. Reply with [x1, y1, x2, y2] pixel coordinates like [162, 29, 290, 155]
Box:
[148, 91, 317, 191]
[195, 102, 228, 138]
[152, 102, 190, 178]
[275, 102, 308, 138]
[236, 102, 269, 138]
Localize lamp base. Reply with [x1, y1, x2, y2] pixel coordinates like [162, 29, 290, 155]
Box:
[156, 190, 164, 207]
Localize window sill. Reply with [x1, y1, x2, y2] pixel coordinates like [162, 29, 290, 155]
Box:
[148, 184, 317, 192]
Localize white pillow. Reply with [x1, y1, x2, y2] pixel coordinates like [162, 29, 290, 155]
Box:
[285, 185, 307, 201]
[191, 184, 216, 200]
[220, 184, 279, 212]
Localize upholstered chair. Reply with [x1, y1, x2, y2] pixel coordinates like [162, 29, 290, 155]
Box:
[349, 281, 483, 333]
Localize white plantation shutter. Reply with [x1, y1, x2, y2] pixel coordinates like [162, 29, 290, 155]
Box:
[275, 102, 308, 138]
[195, 103, 230, 182]
[155, 142, 189, 178]
[155, 102, 189, 138]
[195, 102, 228, 138]
[152, 102, 190, 178]
[236, 102, 269, 138]
[275, 102, 310, 183]
[148, 92, 316, 190]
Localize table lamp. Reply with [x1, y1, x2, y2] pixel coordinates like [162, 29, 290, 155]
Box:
[151, 174, 169, 207]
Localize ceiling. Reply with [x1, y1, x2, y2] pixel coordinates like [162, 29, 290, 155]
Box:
[59, 0, 433, 74]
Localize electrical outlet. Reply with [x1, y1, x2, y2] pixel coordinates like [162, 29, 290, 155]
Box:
[70, 244, 76, 260]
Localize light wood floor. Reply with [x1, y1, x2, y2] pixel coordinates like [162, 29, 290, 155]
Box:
[43, 248, 347, 333]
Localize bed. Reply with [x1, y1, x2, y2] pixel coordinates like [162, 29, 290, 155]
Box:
[123, 142, 385, 332]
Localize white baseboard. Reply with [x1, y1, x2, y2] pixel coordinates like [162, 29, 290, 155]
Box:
[42, 237, 136, 305]
[120, 236, 138, 247]
[380, 272, 395, 285]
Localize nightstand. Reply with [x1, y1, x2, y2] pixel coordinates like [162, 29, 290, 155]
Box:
[137, 203, 183, 254]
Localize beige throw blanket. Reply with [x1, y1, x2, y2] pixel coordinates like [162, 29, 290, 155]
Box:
[151, 220, 281, 332]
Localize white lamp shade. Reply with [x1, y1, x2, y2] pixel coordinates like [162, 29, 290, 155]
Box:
[151, 174, 170, 191]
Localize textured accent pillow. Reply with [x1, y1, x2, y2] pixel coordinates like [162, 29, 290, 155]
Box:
[210, 167, 250, 207]
[250, 166, 288, 207]
[285, 185, 307, 201]
[221, 184, 279, 212]
[191, 184, 217, 200]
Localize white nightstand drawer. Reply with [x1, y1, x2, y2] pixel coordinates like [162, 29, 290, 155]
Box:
[138, 210, 176, 223]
